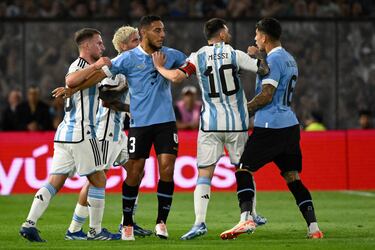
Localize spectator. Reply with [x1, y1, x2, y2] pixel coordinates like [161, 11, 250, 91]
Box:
[358, 109, 373, 129]
[174, 86, 201, 130]
[16, 85, 53, 131]
[304, 111, 327, 131]
[1, 89, 22, 131]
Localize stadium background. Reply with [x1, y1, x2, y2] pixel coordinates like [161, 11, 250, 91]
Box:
[1, 1, 375, 194]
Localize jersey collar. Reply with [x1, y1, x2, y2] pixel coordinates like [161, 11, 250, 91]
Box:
[267, 46, 282, 56]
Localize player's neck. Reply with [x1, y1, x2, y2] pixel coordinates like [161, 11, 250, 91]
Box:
[208, 38, 223, 45]
[265, 41, 281, 54]
[79, 52, 95, 65]
[140, 42, 157, 55]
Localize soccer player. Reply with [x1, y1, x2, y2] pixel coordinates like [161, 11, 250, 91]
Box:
[220, 18, 324, 240]
[65, 15, 187, 240]
[19, 28, 119, 242]
[151, 18, 269, 240]
[63, 26, 151, 240]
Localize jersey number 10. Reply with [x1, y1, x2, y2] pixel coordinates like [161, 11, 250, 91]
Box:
[204, 64, 240, 98]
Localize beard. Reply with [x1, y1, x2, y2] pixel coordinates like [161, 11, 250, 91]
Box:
[149, 41, 162, 51]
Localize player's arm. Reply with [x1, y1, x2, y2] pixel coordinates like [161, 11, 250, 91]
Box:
[247, 84, 276, 117]
[247, 46, 269, 76]
[152, 51, 195, 83]
[65, 57, 111, 88]
[102, 100, 129, 112]
[52, 70, 109, 98]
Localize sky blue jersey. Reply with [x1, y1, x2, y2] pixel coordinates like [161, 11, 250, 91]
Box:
[109, 45, 187, 127]
[254, 47, 299, 129]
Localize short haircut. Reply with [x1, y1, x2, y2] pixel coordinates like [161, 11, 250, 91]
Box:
[138, 15, 162, 31]
[112, 26, 138, 53]
[256, 18, 282, 41]
[204, 18, 226, 40]
[74, 28, 101, 46]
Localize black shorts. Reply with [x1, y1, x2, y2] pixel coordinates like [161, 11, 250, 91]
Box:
[127, 121, 178, 159]
[240, 124, 302, 175]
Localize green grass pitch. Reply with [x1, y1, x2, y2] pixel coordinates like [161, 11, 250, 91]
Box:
[1, 191, 374, 250]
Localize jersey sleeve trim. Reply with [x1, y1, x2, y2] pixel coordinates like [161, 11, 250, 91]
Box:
[261, 79, 278, 88]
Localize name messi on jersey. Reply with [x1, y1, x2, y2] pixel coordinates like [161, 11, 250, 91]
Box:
[208, 53, 228, 61]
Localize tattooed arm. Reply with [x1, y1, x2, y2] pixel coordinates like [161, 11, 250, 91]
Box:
[247, 84, 276, 117]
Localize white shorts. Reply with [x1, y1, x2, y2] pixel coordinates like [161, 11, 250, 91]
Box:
[51, 138, 105, 177]
[197, 130, 248, 168]
[101, 135, 129, 170]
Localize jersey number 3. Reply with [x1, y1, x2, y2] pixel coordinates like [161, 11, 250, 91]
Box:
[204, 64, 239, 98]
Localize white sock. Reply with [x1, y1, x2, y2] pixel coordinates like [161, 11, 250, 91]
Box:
[309, 222, 320, 233]
[23, 183, 56, 228]
[87, 186, 105, 236]
[68, 203, 89, 233]
[252, 179, 257, 216]
[133, 196, 139, 222]
[194, 177, 211, 225]
[240, 211, 253, 222]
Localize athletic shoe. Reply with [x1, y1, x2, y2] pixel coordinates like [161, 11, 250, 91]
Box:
[134, 223, 153, 236]
[19, 226, 46, 242]
[121, 225, 135, 241]
[180, 222, 208, 240]
[155, 222, 168, 239]
[87, 228, 121, 240]
[220, 219, 256, 240]
[253, 214, 267, 227]
[308, 230, 324, 239]
[65, 229, 87, 240]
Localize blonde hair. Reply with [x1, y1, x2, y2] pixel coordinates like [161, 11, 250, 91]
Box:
[112, 26, 138, 53]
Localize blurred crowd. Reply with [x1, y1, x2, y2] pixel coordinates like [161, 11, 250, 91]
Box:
[0, 0, 373, 19]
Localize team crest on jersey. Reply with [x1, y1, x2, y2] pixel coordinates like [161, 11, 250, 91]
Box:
[136, 64, 146, 69]
[173, 133, 178, 143]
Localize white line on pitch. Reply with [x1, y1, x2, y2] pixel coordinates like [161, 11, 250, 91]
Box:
[341, 190, 375, 197]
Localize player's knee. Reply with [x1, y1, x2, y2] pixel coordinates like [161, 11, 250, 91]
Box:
[282, 171, 300, 183]
[87, 171, 107, 188]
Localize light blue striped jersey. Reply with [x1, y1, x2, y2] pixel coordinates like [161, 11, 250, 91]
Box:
[54, 57, 100, 143]
[186, 42, 258, 131]
[254, 46, 299, 128]
[109, 45, 186, 127]
[95, 74, 129, 142]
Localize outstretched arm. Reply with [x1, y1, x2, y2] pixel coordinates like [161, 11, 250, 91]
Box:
[152, 51, 187, 83]
[247, 84, 276, 117]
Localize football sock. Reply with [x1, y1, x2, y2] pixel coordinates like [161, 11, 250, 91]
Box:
[156, 180, 174, 224]
[122, 182, 139, 226]
[240, 211, 252, 222]
[194, 176, 211, 225]
[287, 180, 317, 226]
[133, 196, 139, 222]
[252, 178, 258, 216]
[24, 183, 56, 227]
[68, 203, 89, 233]
[235, 171, 255, 215]
[87, 186, 105, 235]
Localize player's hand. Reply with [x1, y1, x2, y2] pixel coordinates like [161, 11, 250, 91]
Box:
[52, 86, 74, 99]
[247, 46, 261, 59]
[94, 57, 112, 70]
[152, 51, 166, 69]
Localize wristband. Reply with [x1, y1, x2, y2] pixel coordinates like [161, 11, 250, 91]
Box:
[102, 65, 112, 77]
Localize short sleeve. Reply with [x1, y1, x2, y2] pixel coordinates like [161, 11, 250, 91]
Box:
[172, 49, 188, 68]
[110, 53, 131, 76]
[261, 56, 281, 87]
[236, 50, 258, 73]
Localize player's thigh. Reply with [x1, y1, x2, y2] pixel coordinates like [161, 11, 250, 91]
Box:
[197, 130, 225, 168]
[128, 126, 153, 159]
[274, 125, 302, 175]
[153, 122, 178, 156]
[225, 131, 248, 165]
[51, 142, 76, 177]
[71, 138, 105, 177]
[240, 128, 282, 171]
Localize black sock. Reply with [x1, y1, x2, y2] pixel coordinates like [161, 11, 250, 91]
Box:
[235, 171, 255, 213]
[122, 181, 139, 226]
[287, 180, 317, 226]
[156, 180, 174, 224]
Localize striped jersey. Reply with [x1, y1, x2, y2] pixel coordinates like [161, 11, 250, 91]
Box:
[109, 45, 186, 127]
[95, 74, 129, 142]
[254, 46, 299, 129]
[54, 57, 100, 143]
[183, 42, 258, 131]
